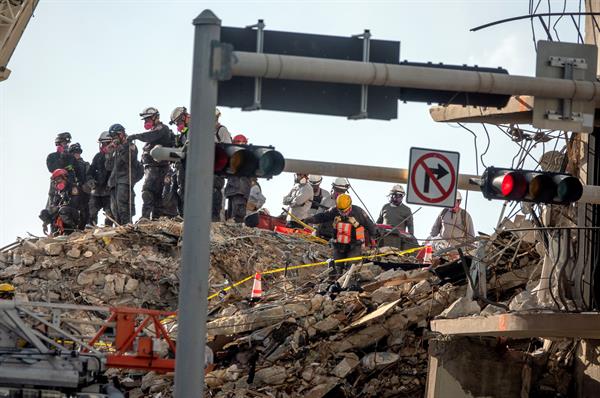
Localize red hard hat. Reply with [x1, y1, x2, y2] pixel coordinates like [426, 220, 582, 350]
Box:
[233, 134, 248, 144]
[51, 168, 68, 180]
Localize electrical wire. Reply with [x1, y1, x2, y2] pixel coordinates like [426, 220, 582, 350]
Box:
[348, 180, 375, 222]
[457, 123, 479, 175]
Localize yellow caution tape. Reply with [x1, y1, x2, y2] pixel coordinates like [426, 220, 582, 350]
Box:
[207, 246, 424, 300]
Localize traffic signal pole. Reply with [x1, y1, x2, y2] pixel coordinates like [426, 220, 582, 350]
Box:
[284, 158, 600, 204]
[230, 51, 600, 103]
[175, 10, 220, 398]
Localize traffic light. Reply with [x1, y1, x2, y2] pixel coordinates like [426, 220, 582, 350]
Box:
[480, 167, 583, 205]
[215, 143, 284, 178]
[151, 144, 285, 179]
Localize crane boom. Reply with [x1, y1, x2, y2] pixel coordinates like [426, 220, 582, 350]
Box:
[0, 0, 39, 82]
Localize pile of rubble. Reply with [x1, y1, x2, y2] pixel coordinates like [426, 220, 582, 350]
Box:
[0, 218, 565, 397]
[0, 220, 330, 310]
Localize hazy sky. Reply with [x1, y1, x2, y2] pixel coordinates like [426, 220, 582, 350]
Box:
[0, 1, 582, 245]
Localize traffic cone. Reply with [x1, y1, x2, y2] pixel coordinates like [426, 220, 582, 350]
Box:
[251, 273, 262, 300]
[423, 244, 433, 264]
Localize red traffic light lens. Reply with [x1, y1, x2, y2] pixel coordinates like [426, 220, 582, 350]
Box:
[214, 145, 228, 172]
[501, 174, 514, 196]
[493, 171, 526, 199]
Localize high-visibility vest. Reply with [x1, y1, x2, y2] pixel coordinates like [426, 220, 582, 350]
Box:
[336, 222, 352, 244]
[355, 226, 365, 242]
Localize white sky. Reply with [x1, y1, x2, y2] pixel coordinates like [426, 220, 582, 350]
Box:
[0, 1, 584, 245]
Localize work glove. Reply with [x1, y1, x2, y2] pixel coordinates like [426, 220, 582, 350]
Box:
[127, 134, 139, 143]
[42, 222, 49, 235]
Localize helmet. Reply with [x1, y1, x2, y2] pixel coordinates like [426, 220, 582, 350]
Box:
[390, 184, 405, 195]
[456, 191, 462, 201]
[98, 131, 111, 143]
[51, 168, 68, 180]
[108, 123, 125, 137]
[215, 108, 221, 118]
[68, 143, 82, 154]
[308, 175, 323, 186]
[336, 193, 352, 212]
[233, 134, 248, 144]
[140, 107, 159, 120]
[55, 132, 71, 144]
[170, 106, 188, 125]
[332, 177, 350, 190]
[0, 283, 15, 293]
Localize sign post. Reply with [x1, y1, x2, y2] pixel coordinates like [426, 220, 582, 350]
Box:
[406, 147, 460, 208]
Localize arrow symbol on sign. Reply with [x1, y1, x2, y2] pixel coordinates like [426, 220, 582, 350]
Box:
[423, 163, 449, 193]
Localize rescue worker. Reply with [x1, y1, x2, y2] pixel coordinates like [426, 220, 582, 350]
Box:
[127, 107, 175, 219]
[376, 185, 416, 249]
[303, 194, 376, 281]
[224, 134, 252, 223]
[166, 106, 190, 216]
[213, 108, 232, 221]
[88, 131, 114, 226]
[46, 132, 75, 173]
[282, 173, 313, 227]
[69, 143, 92, 227]
[39, 168, 82, 235]
[106, 123, 142, 225]
[0, 283, 15, 300]
[307, 175, 334, 216]
[46, 132, 76, 207]
[247, 177, 266, 213]
[330, 177, 350, 201]
[429, 191, 475, 248]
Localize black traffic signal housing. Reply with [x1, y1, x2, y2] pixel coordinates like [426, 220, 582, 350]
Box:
[480, 167, 583, 205]
[150, 143, 285, 179]
[214, 143, 284, 179]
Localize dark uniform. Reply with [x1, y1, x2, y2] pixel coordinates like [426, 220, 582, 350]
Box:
[39, 181, 81, 235]
[106, 142, 139, 225]
[304, 205, 376, 280]
[88, 151, 113, 226]
[162, 132, 187, 217]
[376, 203, 417, 250]
[129, 124, 174, 219]
[224, 176, 252, 222]
[71, 155, 92, 228]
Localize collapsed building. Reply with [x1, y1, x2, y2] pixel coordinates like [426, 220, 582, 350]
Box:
[0, 212, 590, 397]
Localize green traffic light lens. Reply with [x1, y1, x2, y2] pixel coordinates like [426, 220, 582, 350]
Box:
[257, 150, 285, 177]
[556, 176, 583, 203]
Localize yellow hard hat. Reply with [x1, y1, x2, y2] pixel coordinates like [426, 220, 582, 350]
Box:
[0, 283, 15, 293]
[336, 193, 352, 212]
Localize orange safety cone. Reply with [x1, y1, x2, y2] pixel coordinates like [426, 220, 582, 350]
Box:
[251, 273, 263, 300]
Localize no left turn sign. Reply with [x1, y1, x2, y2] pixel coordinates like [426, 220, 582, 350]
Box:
[406, 147, 460, 208]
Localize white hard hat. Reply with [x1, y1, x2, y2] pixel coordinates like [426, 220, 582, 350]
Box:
[140, 107, 159, 119]
[390, 184, 405, 195]
[170, 106, 187, 124]
[215, 108, 221, 118]
[456, 191, 462, 201]
[98, 131, 111, 142]
[332, 177, 350, 189]
[308, 175, 323, 185]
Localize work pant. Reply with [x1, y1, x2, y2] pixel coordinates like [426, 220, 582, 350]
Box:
[226, 194, 248, 223]
[161, 169, 180, 218]
[110, 183, 135, 225]
[331, 243, 363, 282]
[177, 162, 185, 216]
[212, 176, 225, 222]
[89, 195, 113, 226]
[142, 166, 168, 219]
[78, 192, 90, 229]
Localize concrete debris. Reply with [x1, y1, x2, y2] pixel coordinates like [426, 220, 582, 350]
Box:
[438, 297, 481, 319]
[0, 216, 545, 397]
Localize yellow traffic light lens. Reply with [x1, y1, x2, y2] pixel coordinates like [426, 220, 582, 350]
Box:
[529, 174, 555, 202]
